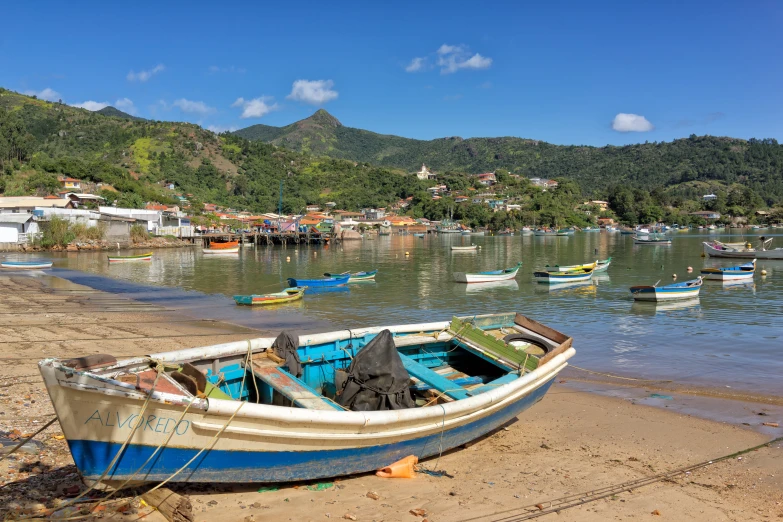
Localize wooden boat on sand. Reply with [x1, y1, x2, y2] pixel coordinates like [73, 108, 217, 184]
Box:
[700, 260, 755, 281]
[107, 252, 153, 263]
[453, 262, 522, 283]
[1, 260, 53, 269]
[287, 274, 350, 288]
[38, 312, 574, 484]
[630, 277, 703, 301]
[234, 287, 306, 306]
[324, 270, 378, 282]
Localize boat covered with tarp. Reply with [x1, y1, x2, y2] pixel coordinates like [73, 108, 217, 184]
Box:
[38, 312, 574, 484]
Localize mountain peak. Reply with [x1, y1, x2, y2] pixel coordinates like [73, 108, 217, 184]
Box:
[307, 109, 341, 127]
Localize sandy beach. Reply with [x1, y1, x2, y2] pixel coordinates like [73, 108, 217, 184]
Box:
[0, 273, 781, 521]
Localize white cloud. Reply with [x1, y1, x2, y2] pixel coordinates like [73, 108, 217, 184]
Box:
[232, 96, 279, 118]
[172, 98, 215, 114]
[405, 57, 427, 73]
[73, 100, 109, 111]
[23, 88, 61, 101]
[436, 45, 493, 74]
[114, 98, 137, 114]
[207, 124, 239, 134]
[287, 80, 338, 105]
[612, 113, 654, 132]
[127, 64, 165, 82]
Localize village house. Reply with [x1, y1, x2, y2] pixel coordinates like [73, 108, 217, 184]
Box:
[703, 194, 718, 201]
[530, 178, 559, 190]
[306, 204, 321, 212]
[364, 208, 386, 220]
[0, 213, 38, 246]
[0, 196, 75, 212]
[476, 172, 497, 186]
[587, 200, 609, 211]
[58, 177, 82, 191]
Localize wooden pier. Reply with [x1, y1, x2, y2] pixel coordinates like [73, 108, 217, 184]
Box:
[200, 231, 330, 248]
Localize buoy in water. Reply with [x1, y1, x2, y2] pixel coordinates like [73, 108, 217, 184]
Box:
[286, 256, 290, 262]
[762, 269, 767, 275]
[405, 251, 410, 256]
[672, 273, 677, 279]
[687, 266, 693, 272]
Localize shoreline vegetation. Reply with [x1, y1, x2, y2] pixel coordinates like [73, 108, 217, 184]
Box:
[1, 89, 782, 234]
[0, 274, 780, 520]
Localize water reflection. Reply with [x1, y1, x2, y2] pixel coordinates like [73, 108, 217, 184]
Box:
[630, 297, 701, 316]
[43, 230, 783, 396]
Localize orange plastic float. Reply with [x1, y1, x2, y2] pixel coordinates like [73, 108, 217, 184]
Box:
[376, 455, 418, 478]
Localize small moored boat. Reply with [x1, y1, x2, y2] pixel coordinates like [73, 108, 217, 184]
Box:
[594, 257, 612, 272]
[413, 233, 425, 238]
[323, 270, 378, 282]
[633, 234, 671, 245]
[703, 239, 783, 259]
[38, 312, 574, 484]
[234, 287, 306, 306]
[534, 267, 594, 284]
[203, 247, 240, 254]
[209, 240, 240, 250]
[630, 277, 703, 301]
[451, 244, 478, 251]
[287, 274, 350, 288]
[1, 260, 53, 269]
[453, 262, 522, 283]
[544, 261, 597, 273]
[700, 260, 756, 281]
[107, 252, 153, 263]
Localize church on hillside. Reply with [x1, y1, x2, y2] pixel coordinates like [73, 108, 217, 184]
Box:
[415, 164, 437, 180]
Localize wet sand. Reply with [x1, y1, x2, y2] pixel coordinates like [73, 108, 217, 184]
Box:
[0, 274, 781, 521]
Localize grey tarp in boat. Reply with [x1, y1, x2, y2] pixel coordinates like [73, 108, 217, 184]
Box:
[337, 329, 415, 411]
[272, 331, 302, 378]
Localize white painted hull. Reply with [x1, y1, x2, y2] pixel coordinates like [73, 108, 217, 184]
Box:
[703, 242, 783, 259]
[451, 245, 477, 251]
[632, 288, 701, 301]
[701, 271, 754, 281]
[453, 267, 520, 283]
[203, 247, 240, 254]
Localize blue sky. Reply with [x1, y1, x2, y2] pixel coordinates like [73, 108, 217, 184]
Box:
[2, 1, 781, 146]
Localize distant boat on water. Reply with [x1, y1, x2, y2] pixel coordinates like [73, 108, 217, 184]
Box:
[1, 260, 53, 269]
[107, 252, 152, 263]
[324, 269, 378, 282]
[633, 234, 671, 245]
[534, 267, 594, 284]
[630, 277, 703, 301]
[700, 260, 756, 281]
[234, 287, 306, 306]
[453, 262, 522, 283]
[451, 245, 478, 251]
[287, 274, 350, 288]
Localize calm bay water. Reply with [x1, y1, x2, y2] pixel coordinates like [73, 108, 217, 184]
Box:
[34, 230, 783, 396]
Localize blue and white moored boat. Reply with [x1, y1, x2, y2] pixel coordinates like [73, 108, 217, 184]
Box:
[1, 260, 53, 269]
[630, 277, 703, 301]
[287, 274, 350, 288]
[534, 267, 594, 284]
[38, 312, 574, 484]
[700, 259, 755, 281]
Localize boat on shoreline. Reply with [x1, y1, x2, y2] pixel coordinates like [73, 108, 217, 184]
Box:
[700, 260, 756, 281]
[234, 287, 306, 306]
[453, 262, 522, 283]
[38, 312, 575, 484]
[107, 252, 153, 263]
[287, 274, 350, 287]
[703, 239, 783, 259]
[630, 277, 703, 301]
[324, 270, 378, 282]
[1, 260, 53, 269]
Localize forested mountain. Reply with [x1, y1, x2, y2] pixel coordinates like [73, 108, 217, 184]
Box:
[235, 110, 783, 205]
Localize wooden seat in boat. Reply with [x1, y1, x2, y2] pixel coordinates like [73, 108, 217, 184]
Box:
[247, 357, 340, 411]
[397, 353, 471, 400]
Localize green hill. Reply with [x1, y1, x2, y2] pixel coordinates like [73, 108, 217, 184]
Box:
[235, 110, 783, 204]
[96, 106, 145, 121]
